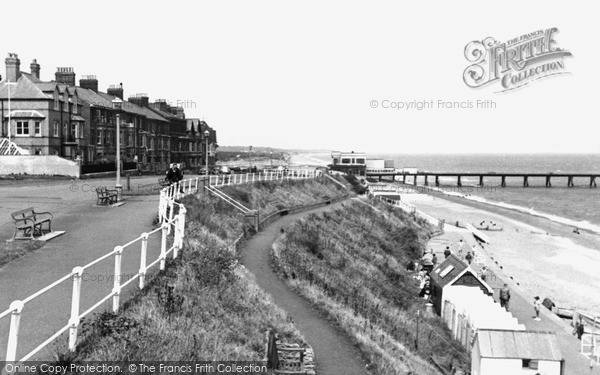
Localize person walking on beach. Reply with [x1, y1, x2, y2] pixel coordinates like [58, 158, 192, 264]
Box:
[444, 246, 451, 259]
[457, 239, 464, 256]
[533, 296, 542, 321]
[499, 284, 510, 311]
[480, 266, 488, 282]
[465, 251, 473, 265]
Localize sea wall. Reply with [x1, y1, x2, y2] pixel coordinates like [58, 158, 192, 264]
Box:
[0, 155, 80, 178]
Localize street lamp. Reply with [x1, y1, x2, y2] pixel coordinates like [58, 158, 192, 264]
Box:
[112, 97, 123, 194]
[6, 81, 16, 142]
[204, 129, 210, 176]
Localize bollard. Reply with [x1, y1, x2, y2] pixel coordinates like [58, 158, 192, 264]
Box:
[112, 246, 123, 312]
[126, 174, 131, 191]
[68, 266, 84, 351]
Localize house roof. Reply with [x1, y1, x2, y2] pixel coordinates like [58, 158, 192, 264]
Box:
[475, 329, 562, 361]
[0, 75, 51, 99]
[430, 254, 471, 289]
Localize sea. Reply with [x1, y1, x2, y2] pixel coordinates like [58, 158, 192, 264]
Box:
[371, 153, 600, 234]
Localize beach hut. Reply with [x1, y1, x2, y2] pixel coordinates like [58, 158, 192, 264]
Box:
[442, 286, 524, 350]
[471, 329, 563, 375]
[429, 254, 493, 316]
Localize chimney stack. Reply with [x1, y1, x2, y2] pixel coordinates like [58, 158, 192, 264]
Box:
[30, 59, 41, 80]
[55, 67, 76, 86]
[5, 53, 21, 82]
[128, 93, 149, 107]
[107, 83, 124, 99]
[79, 75, 98, 92]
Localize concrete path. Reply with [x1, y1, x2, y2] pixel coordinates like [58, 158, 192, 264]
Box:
[0, 176, 171, 361]
[429, 229, 600, 375]
[240, 202, 369, 375]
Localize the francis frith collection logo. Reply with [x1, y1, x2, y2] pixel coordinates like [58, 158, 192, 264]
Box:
[463, 27, 572, 92]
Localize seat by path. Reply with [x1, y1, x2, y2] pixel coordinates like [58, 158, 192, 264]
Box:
[240, 202, 369, 375]
[0, 178, 164, 361]
[429, 229, 600, 375]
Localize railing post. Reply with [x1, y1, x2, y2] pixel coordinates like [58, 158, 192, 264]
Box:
[68, 266, 84, 351]
[252, 173, 255, 183]
[228, 174, 232, 185]
[112, 246, 123, 313]
[174, 207, 186, 259]
[195, 177, 199, 192]
[246, 173, 249, 183]
[5, 300, 24, 363]
[168, 200, 174, 234]
[160, 224, 168, 270]
[139, 232, 148, 289]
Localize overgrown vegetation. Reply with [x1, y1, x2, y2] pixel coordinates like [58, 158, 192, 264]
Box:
[54, 176, 347, 364]
[343, 174, 368, 195]
[271, 197, 469, 375]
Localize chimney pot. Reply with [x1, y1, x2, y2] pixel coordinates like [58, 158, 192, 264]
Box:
[5, 53, 21, 82]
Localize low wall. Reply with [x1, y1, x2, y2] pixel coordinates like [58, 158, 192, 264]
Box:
[0, 155, 80, 178]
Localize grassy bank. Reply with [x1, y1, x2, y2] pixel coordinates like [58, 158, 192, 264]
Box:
[57, 176, 347, 364]
[270, 197, 469, 375]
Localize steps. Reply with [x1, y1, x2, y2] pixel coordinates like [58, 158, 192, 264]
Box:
[0, 138, 29, 155]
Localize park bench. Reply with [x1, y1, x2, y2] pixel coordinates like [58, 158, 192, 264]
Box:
[11, 208, 53, 240]
[159, 178, 170, 188]
[96, 186, 118, 206]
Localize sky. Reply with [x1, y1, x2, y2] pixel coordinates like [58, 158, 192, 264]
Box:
[1, 0, 597, 154]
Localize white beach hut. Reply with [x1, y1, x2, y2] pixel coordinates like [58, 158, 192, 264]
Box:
[471, 329, 563, 375]
[442, 286, 525, 350]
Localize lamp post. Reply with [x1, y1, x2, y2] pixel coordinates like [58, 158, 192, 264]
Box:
[112, 98, 123, 195]
[204, 129, 210, 176]
[6, 81, 15, 142]
[270, 151, 273, 168]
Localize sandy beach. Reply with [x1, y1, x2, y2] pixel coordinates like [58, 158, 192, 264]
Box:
[401, 188, 600, 314]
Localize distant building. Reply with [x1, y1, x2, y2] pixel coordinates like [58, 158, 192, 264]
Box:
[471, 329, 563, 375]
[330, 151, 366, 176]
[0, 53, 216, 172]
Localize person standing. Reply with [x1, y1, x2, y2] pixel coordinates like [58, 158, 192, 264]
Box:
[533, 296, 542, 321]
[465, 251, 473, 265]
[457, 239, 464, 256]
[444, 246, 451, 259]
[499, 284, 511, 311]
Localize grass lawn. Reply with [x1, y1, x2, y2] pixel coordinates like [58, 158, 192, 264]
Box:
[52, 176, 347, 365]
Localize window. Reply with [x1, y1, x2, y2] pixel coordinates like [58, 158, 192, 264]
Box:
[440, 265, 454, 278]
[97, 130, 102, 145]
[34, 121, 41, 136]
[16, 121, 29, 136]
[356, 158, 366, 164]
[341, 158, 351, 164]
[522, 359, 538, 370]
[71, 123, 78, 139]
[53, 121, 59, 137]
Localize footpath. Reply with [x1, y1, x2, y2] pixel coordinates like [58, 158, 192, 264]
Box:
[0, 177, 165, 360]
[429, 227, 599, 375]
[240, 200, 369, 375]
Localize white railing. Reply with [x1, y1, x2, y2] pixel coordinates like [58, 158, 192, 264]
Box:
[158, 170, 319, 222]
[2, 169, 319, 362]
[0, 193, 188, 363]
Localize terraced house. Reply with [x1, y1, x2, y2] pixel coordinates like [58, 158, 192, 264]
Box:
[0, 53, 218, 172]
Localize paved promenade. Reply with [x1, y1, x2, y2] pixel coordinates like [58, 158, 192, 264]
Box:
[430, 227, 599, 375]
[0, 176, 169, 360]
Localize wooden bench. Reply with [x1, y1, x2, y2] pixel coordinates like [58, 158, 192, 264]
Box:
[159, 178, 170, 188]
[11, 208, 53, 240]
[96, 187, 118, 206]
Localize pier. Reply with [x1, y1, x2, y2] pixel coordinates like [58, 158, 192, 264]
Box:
[366, 170, 599, 188]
